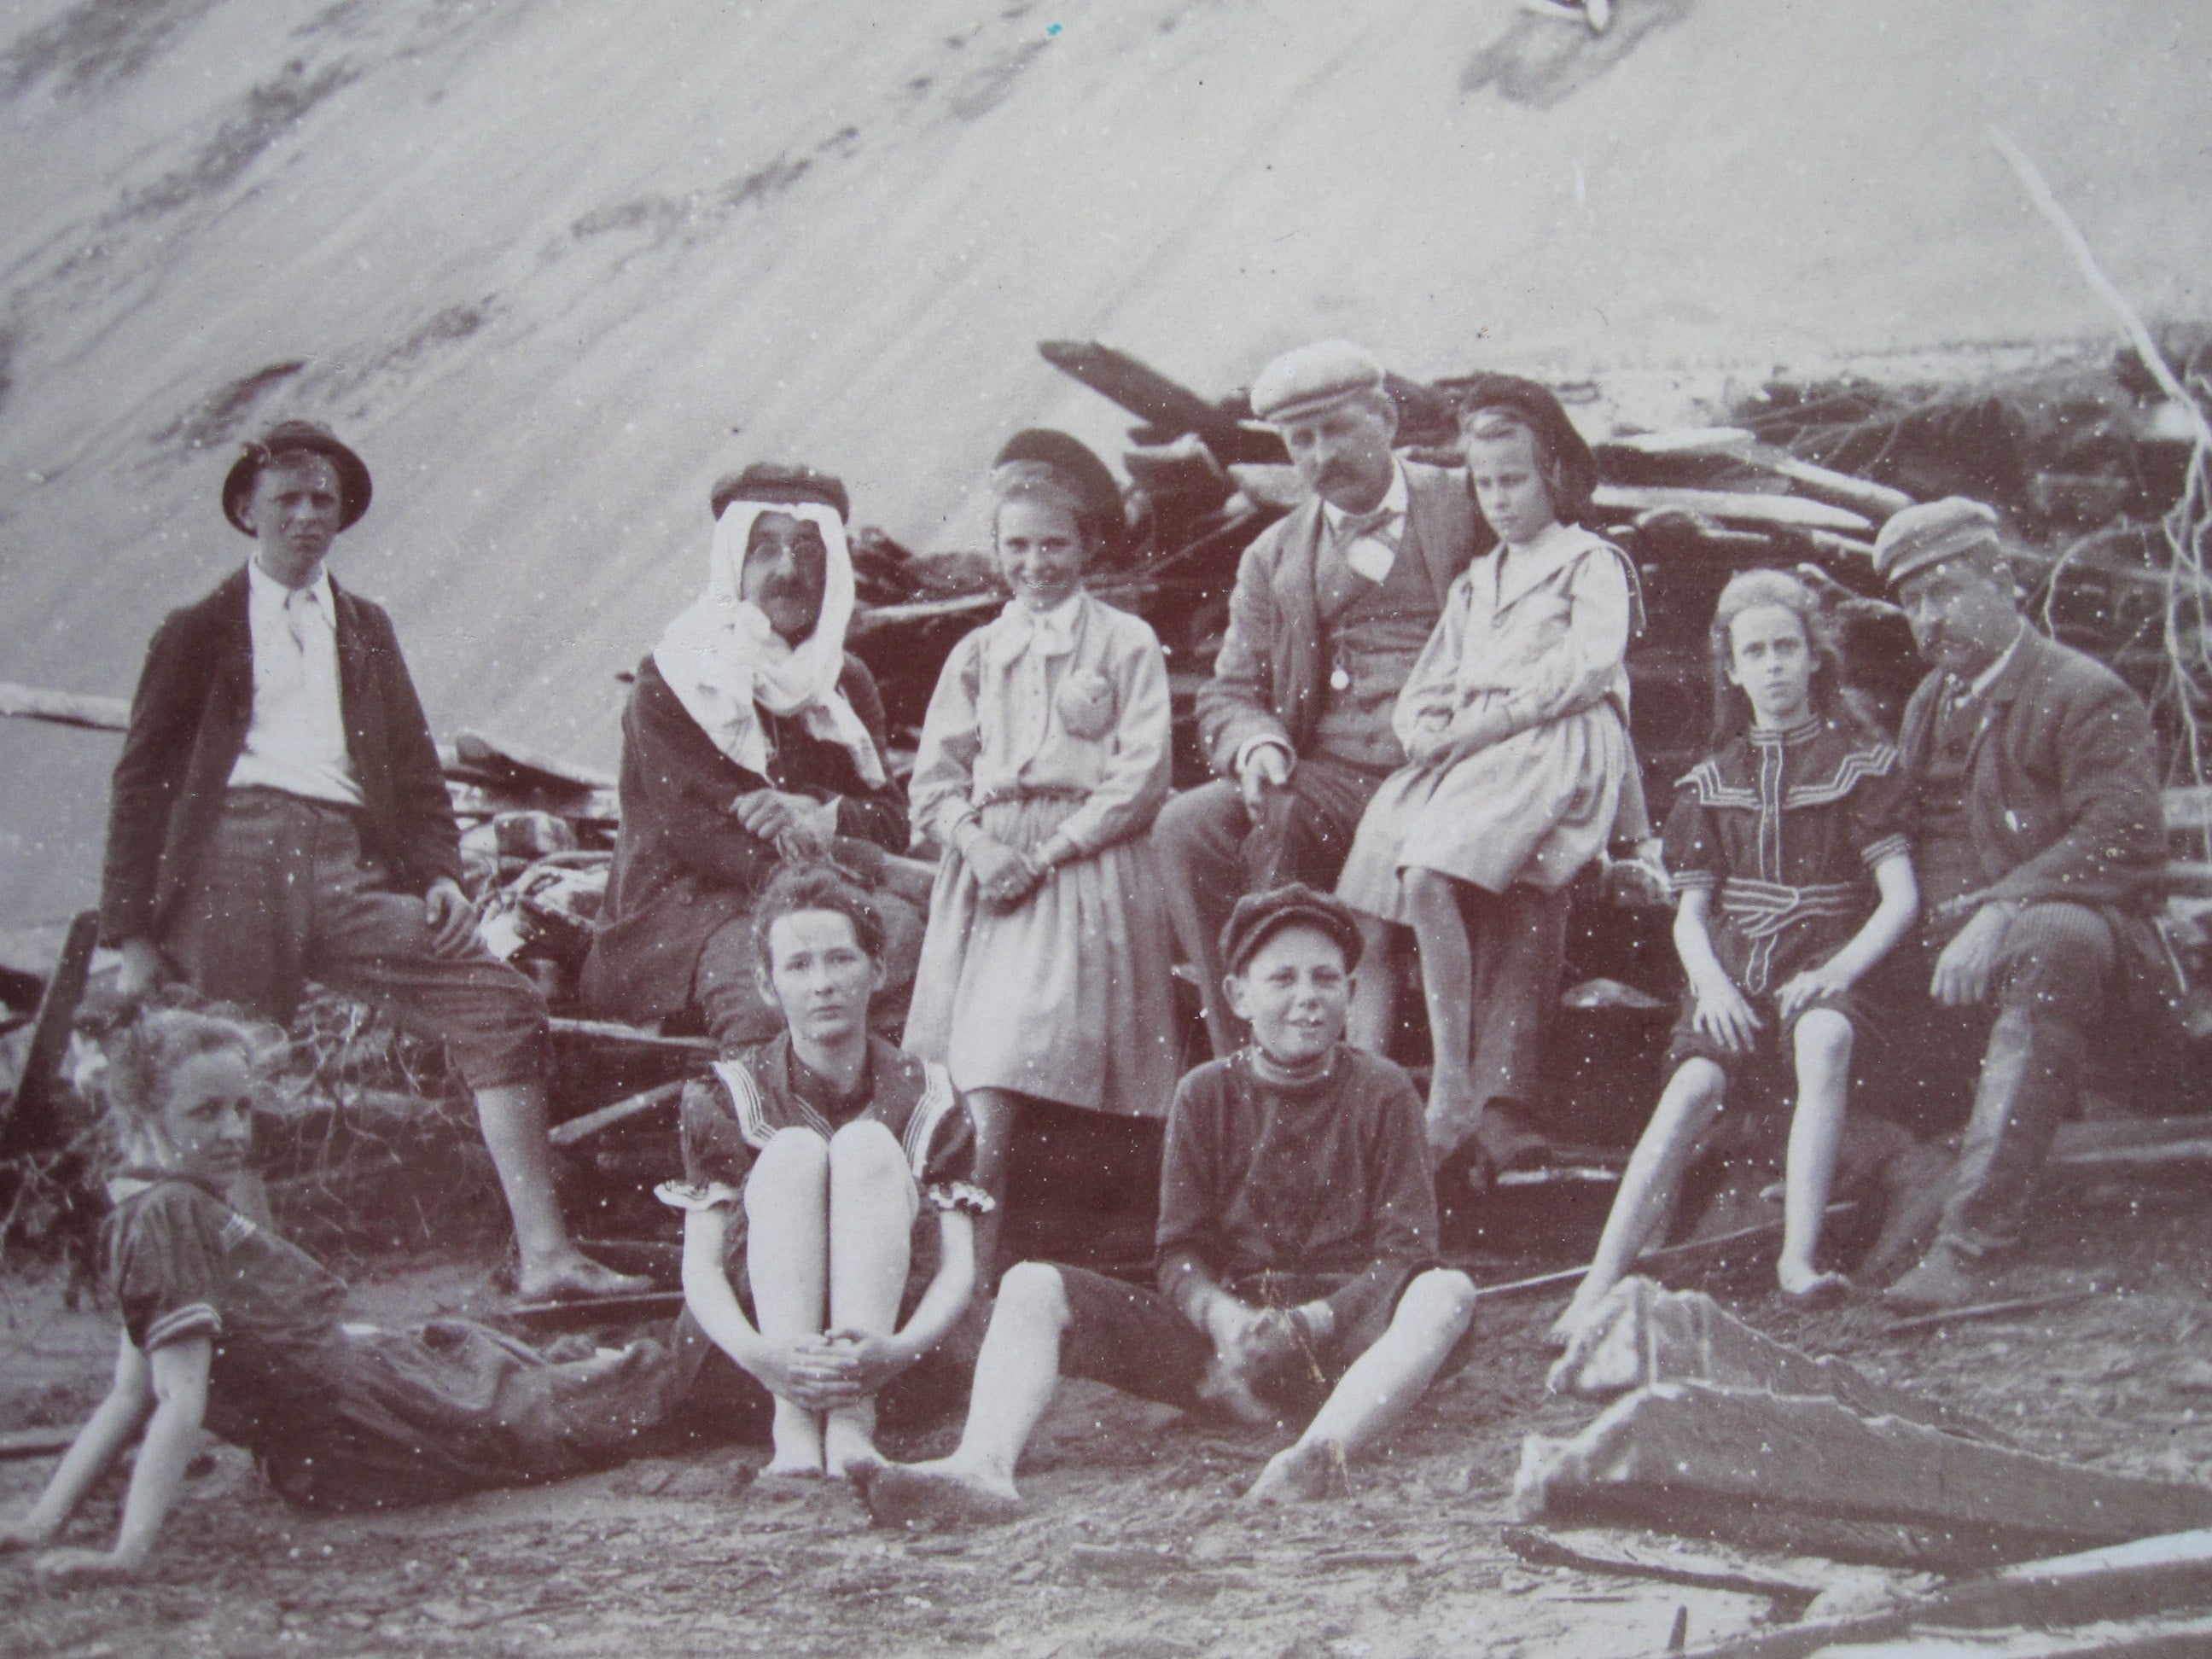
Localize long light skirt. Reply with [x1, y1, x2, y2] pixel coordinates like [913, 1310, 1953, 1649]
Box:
[904, 796, 1179, 1118]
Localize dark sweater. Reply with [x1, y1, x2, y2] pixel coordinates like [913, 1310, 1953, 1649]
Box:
[1155, 1045, 1437, 1336]
[579, 655, 908, 1024]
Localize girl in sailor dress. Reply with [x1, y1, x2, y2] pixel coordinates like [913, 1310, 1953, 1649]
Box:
[904, 433, 1181, 1272]
[1551, 569, 1918, 1343]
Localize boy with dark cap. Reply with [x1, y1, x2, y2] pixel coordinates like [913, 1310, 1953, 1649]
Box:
[855, 884, 1476, 1521]
[102, 419, 642, 1302]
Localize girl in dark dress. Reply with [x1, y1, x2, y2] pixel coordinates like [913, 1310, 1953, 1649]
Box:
[0, 1009, 680, 1584]
[1551, 572, 1919, 1342]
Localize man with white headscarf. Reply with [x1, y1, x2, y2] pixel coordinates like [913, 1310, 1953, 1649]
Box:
[581, 464, 917, 1050]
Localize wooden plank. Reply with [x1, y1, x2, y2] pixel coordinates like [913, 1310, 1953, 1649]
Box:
[548, 1080, 684, 1148]
[0, 682, 130, 732]
[1883, 1290, 2094, 1336]
[0, 1426, 79, 1460]
[1593, 485, 1875, 533]
[546, 1016, 717, 1057]
[1499, 1525, 1825, 1614]
[1548, 1278, 2001, 1442]
[1459, 1203, 1854, 1302]
[1516, 1382, 2212, 1568]
[450, 730, 614, 793]
[0, 910, 100, 1157]
[1037, 339, 1248, 448]
[1679, 1529, 2212, 1657]
[1743, 443, 1918, 521]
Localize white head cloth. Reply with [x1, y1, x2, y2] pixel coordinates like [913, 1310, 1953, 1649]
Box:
[650, 498, 886, 788]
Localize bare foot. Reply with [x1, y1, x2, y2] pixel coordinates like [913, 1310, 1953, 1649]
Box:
[1777, 1263, 1851, 1306]
[855, 1461, 1022, 1530]
[1545, 1296, 1600, 1353]
[824, 1412, 880, 1480]
[1245, 1439, 1346, 1504]
[516, 1254, 652, 1304]
[765, 1400, 826, 1477]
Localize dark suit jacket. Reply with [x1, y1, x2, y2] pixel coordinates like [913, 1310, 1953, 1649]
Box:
[1899, 626, 2166, 916]
[99, 568, 463, 944]
[577, 654, 908, 1025]
[1192, 460, 1485, 777]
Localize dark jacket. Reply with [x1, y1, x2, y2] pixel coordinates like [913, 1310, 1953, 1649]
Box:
[578, 654, 908, 1025]
[1899, 626, 2166, 914]
[100, 568, 463, 945]
[1191, 460, 1483, 777]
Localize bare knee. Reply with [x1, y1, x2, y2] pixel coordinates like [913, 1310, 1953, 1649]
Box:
[1398, 1268, 1478, 1336]
[993, 1260, 1073, 1336]
[750, 1126, 830, 1185]
[828, 1119, 907, 1185]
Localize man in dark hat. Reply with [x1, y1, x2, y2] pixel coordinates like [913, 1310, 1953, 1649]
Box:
[1873, 498, 2168, 1310]
[1154, 341, 1486, 1057]
[579, 463, 919, 1051]
[102, 419, 643, 1301]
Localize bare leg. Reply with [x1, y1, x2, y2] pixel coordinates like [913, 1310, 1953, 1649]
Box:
[965, 1087, 1022, 1289]
[1346, 917, 1400, 1055]
[1778, 1010, 1854, 1299]
[1406, 871, 1479, 1150]
[746, 1128, 832, 1476]
[475, 1083, 650, 1302]
[854, 1261, 1070, 1527]
[824, 1122, 917, 1475]
[1247, 1269, 1477, 1503]
[1550, 1059, 1728, 1342]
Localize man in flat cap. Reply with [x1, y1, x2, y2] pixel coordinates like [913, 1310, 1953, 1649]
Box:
[1155, 341, 1483, 1056]
[580, 463, 918, 1052]
[1876, 497, 2168, 1310]
[102, 419, 643, 1301]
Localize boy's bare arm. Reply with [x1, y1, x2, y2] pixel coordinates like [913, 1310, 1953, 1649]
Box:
[1777, 853, 1921, 1020]
[1, 1335, 154, 1555]
[32, 1336, 208, 1584]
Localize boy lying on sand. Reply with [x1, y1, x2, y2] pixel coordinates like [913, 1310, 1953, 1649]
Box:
[856, 884, 1477, 1522]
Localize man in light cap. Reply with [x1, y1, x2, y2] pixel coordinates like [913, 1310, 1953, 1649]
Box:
[1875, 497, 2168, 1310]
[1155, 341, 1483, 1056]
[102, 419, 644, 1301]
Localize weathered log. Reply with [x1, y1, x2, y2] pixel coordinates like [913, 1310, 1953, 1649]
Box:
[0, 682, 130, 732]
[1545, 1278, 2000, 1442]
[1593, 486, 1875, 534]
[1516, 1382, 2212, 1570]
[1679, 1528, 2212, 1657]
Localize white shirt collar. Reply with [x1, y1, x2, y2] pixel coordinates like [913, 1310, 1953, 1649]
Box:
[246, 556, 335, 618]
[1319, 459, 1408, 533]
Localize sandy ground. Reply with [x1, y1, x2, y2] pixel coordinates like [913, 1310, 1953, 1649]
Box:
[5, 1168, 2212, 1659]
[3, 0, 2212, 925]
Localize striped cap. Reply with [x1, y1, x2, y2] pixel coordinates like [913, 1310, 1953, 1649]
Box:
[1871, 496, 2003, 588]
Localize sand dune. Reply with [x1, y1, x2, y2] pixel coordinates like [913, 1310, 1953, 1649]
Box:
[1, 0, 2208, 925]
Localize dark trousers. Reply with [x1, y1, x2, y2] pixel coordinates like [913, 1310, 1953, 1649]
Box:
[1154, 757, 1394, 1055]
[1936, 900, 2116, 1256]
[162, 789, 548, 1091]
